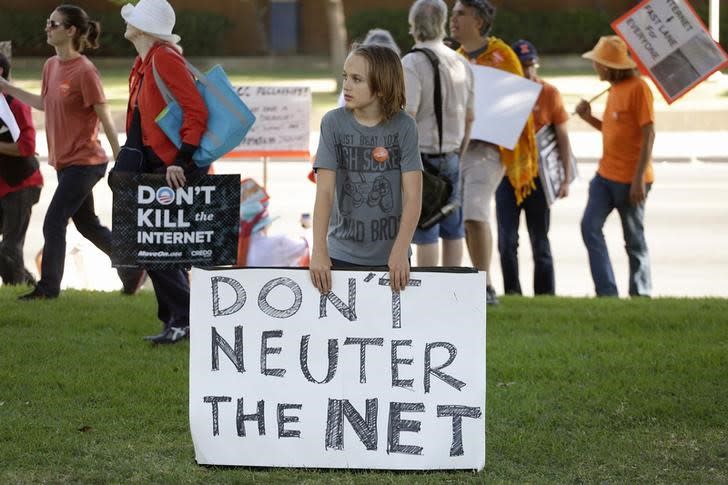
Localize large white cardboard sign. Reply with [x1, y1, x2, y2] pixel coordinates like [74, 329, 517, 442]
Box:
[470, 65, 542, 150]
[189, 267, 486, 470]
[612, 0, 728, 103]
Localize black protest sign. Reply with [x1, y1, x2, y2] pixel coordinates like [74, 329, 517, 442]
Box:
[112, 174, 240, 268]
[536, 124, 578, 207]
[189, 267, 486, 470]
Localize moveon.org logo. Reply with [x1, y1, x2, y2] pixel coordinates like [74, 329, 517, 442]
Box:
[156, 187, 175, 205]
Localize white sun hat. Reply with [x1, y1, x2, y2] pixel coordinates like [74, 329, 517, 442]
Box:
[121, 0, 181, 44]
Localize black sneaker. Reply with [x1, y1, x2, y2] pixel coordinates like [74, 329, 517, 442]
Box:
[23, 269, 37, 286]
[486, 285, 499, 306]
[19, 287, 57, 301]
[144, 326, 189, 345]
[118, 268, 147, 295]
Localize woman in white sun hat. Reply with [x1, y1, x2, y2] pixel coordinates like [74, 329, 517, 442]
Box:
[116, 0, 208, 344]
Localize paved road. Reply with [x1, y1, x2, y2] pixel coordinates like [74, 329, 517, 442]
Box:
[16, 155, 728, 298]
[8, 73, 728, 296]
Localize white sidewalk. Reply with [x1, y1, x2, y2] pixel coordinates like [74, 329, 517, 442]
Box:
[15, 129, 728, 297]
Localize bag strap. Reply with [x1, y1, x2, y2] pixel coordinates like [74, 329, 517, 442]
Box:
[407, 47, 443, 155]
[151, 50, 250, 125]
[151, 56, 177, 106]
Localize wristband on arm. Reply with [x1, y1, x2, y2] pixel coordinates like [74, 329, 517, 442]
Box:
[173, 142, 197, 171]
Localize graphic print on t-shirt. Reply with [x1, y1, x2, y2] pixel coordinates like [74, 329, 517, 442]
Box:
[332, 131, 403, 244]
[59, 80, 71, 97]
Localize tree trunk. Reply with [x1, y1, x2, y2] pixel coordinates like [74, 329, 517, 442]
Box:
[326, 0, 348, 90]
[242, 0, 270, 54]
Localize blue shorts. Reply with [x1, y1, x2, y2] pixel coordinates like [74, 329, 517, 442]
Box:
[412, 152, 465, 245]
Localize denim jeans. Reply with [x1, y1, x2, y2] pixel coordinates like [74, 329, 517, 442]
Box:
[495, 176, 554, 295]
[581, 174, 652, 297]
[36, 164, 111, 296]
[0, 186, 41, 284]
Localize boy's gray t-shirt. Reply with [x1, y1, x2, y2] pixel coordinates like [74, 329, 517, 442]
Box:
[314, 108, 422, 265]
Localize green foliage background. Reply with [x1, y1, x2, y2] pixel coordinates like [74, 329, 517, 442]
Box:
[347, 5, 728, 55]
[0, 11, 230, 57]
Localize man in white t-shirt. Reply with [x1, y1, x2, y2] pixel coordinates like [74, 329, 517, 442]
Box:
[402, 0, 474, 268]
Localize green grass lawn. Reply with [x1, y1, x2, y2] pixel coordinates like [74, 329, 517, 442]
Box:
[1, 286, 726, 483]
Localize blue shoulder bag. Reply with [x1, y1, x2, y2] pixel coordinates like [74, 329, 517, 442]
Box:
[152, 58, 256, 166]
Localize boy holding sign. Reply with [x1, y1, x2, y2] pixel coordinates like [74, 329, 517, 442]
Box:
[310, 45, 423, 294]
[575, 36, 655, 297]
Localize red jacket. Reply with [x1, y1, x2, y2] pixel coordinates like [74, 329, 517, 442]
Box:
[126, 42, 208, 166]
[0, 95, 43, 198]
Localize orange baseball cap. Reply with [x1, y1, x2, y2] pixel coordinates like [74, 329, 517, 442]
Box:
[582, 35, 637, 70]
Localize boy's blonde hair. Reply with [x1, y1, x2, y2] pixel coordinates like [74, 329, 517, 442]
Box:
[349, 44, 405, 122]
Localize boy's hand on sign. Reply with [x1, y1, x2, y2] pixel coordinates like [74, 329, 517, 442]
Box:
[388, 248, 410, 293]
[166, 165, 186, 189]
[309, 250, 332, 294]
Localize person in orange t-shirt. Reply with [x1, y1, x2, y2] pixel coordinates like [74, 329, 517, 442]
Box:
[0, 4, 145, 300]
[493, 39, 574, 296]
[576, 36, 655, 297]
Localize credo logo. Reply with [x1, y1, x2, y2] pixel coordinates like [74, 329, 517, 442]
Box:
[156, 187, 175, 205]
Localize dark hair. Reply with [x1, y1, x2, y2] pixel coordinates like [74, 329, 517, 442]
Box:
[459, 0, 497, 36]
[603, 67, 637, 83]
[55, 4, 100, 52]
[0, 53, 9, 81]
[349, 44, 405, 122]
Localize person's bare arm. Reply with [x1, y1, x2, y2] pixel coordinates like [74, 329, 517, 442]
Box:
[310, 169, 336, 293]
[575, 100, 602, 131]
[459, 108, 474, 159]
[93, 103, 120, 161]
[630, 123, 655, 205]
[554, 122, 572, 198]
[0, 141, 21, 156]
[0, 78, 44, 111]
[388, 170, 422, 292]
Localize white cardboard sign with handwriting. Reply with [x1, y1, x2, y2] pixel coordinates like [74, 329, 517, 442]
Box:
[232, 86, 311, 155]
[612, 0, 728, 103]
[189, 267, 486, 470]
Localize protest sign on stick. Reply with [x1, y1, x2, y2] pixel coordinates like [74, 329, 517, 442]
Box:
[470, 66, 541, 150]
[111, 174, 240, 269]
[189, 267, 486, 470]
[612, 0, 728, 103]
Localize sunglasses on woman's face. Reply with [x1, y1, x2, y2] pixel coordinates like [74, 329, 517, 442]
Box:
[46, 19, 66, 30]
